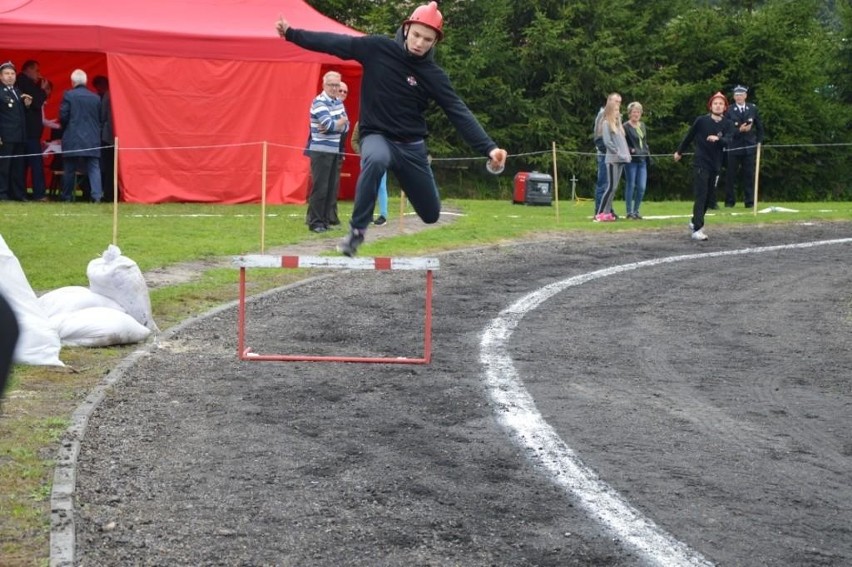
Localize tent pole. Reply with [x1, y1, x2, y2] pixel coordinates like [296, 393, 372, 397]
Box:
[552, 141, 559, 223]
[752, 142, 762, 216]
[112, 136, 119, 246]
[261, 141, 268, 253]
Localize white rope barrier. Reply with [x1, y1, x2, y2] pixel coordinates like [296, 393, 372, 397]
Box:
[2, 140, 849, 162]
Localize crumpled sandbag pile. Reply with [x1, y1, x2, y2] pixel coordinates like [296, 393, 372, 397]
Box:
[0, 236, 158, 366]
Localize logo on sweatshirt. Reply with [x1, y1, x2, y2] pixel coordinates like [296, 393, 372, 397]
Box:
[406, 75, 418, 87]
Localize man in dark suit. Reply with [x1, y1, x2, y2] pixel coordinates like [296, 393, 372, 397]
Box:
[59, 69, 103, 202]
[16, 60, 49, 201]
[724, 85, 764, 208]
[0, 61, 32, 201]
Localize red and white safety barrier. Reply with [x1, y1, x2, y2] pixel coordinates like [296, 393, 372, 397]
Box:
[234, 255, 439, 364]
[233, 254, 439, 271]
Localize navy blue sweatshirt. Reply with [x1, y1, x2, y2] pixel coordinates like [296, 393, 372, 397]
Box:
[676, 114, 733, 173]
[284, 27, 497, 156]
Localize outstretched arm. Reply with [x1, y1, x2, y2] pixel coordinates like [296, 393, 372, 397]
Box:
[275, 14, 358, 62]
[275, 15, 289, 38]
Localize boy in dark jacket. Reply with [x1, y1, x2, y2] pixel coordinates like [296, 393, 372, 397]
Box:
[276, 2, 508, 256]
[674, 92, 733, 241]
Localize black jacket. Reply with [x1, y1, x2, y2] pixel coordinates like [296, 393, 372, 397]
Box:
[676, 114, 734, 173]
[724, 103, 764, 155]
[624, 121, 650, 163]
[0, 85, 27, 144]
[16, 74, 46, 140]
[284, 27, 497, 156]
[59, 85, 102, 157]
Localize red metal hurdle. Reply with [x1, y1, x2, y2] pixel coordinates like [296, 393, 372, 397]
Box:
[233, 255, 439, 364]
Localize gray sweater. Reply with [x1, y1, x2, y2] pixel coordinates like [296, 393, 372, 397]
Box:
[602, 120, 631, 164]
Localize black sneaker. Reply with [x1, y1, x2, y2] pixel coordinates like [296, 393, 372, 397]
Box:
[338, 228, 365, 257]
[373, 215, 387, 226]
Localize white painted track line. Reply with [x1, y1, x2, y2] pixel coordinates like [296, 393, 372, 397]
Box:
[480, 238, 852, 566]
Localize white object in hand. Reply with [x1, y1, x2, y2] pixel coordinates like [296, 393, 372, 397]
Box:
[486, 159, 504, 175]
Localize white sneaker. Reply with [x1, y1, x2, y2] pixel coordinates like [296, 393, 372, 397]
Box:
[691, 229, 709, 241]
[688, 221, 695, 232]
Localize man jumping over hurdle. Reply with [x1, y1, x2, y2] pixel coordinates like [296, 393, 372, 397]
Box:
[276, 2, 508, 256]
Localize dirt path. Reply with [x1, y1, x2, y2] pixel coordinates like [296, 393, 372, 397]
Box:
[70, 221, 851, 566]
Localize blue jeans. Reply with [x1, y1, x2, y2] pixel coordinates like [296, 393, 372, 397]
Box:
[62, 155, 102, 202]
[624, 160, 647, 215]
[594, 152, 607, 213]
[376, 172, 388, 218]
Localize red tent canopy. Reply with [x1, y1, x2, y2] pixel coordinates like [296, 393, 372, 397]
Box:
[0, 0, 363, 203]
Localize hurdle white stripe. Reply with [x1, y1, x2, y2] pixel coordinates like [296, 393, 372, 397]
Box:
[481, 237, 852, 566]
[232, 255, 439, 271]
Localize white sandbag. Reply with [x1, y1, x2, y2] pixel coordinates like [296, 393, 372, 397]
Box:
[0, 234, 64, 366]
[38, 286, 126, 319]
[52, 307, 151, 347]
[87, 244, 159, 332]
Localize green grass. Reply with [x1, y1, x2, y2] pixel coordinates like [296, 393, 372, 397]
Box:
[3, 199, 850, 291]
[0, 197, 850, 565]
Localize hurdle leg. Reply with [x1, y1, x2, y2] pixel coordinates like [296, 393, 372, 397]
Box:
[424, 269, 433, 364]
[238, 267, 247, 359]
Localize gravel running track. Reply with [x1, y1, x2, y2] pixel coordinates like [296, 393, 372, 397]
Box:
[67, 220, 852, 566]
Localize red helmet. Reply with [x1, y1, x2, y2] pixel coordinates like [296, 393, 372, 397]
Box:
[707, 91, 728, 111]
[404, 1, 444, 41]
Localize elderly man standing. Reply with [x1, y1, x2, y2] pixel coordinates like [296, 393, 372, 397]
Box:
[305, 71, 349, 233]
[0, 61, 32, 201]
[59, 69, 103, 203]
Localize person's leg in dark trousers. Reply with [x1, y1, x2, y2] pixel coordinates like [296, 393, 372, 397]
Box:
[0, 292, 20, 399]
[623, 162, 636, 216]
[350, 135, 392, 230]
[352, 135, 440, 230]
[24, 139, 47, 200]
[705, 171, 720, 210]
[9, 143, 27, 201]
[325, 156, 342, 226]
[594, 152, 607, 215]
[62, 155, 78, 201]
[85, 157, 103, 202]
[741, 152, 756, 207]
[725, 151, 742, 207]
[692, 166, 711, 231]
[388, 140, 440, 225]
[101, 147, 115, 202]
[0, 144, 13, 200]
[307, 152, 338, 230]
